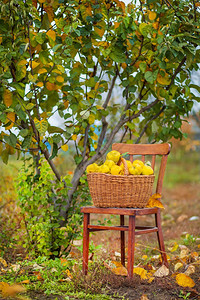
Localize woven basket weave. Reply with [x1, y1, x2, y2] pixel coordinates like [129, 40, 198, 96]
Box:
[87, 158, 155, 208]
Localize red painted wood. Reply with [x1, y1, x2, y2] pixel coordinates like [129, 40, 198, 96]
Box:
[112, 143, 171, 155]
[88, 225, 129, 231]
[127, 215, 135, 278]
[155, 209, 169, 267]
[81, 206, 157, 215]
[82, 213, 90, 275]
[120, 215, 125, 266]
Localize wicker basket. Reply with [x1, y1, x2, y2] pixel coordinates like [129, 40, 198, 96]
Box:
[87, 158, 155, 208]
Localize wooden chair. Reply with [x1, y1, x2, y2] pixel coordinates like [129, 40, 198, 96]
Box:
[81, 143, 171, 278]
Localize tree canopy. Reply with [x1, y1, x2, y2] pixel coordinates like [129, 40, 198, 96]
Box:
[0, 0, 200, 224]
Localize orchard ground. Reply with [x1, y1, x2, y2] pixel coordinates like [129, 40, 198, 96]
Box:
[0, 146, 200, 300]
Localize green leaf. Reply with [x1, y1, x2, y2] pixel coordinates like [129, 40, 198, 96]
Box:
[144, 71, 154, 84]
[139, 62, 147, 73]
[26, 103, 35, 110]
[4, 133, 17, 147]
[34, 118, 48, 136]
[22, 135, 32, 149]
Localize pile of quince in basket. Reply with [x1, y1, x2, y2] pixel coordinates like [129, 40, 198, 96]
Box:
[86, 150, 154, 176]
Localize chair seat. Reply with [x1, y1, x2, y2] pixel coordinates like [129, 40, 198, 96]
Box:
[81, 206, 158, 215]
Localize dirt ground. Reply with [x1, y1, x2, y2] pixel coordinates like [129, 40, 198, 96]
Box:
[0, 183, 199, 300]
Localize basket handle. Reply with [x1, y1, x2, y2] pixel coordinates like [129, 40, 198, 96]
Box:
[118, 157, 129, 175]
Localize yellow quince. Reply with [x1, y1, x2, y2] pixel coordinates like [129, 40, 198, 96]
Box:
[142, 165, 154, 175]
[129, 166, 137, 175]
[98, 164, 110, 174]
[106, 150, 121, 163]
[110, 165, 123, 175]
[86, 163, 98, 174]
[126, 160, 133, 169]
[133, 159, 144, 168]
[133, 163, 143, 175]
[104, 159, 116, 169]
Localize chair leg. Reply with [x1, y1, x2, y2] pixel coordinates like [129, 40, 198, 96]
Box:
[155, 209, 168, 268]
[127, 215, 135, 278]
[82, 213, 90, 275]
[120, 215, 125, 266]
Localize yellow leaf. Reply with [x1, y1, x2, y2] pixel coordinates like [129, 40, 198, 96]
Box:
[149, 11, 157, 21]
[133, 267, 148, 280]
[56, 76, 64, 83]
[46, 82, 58, 91]
[146, 193, 164, 208]
[86, 5, 92, 17]
[94, 26, 105, 37]
[157, 72, 171, 85]
[114, 22, 121, 29]
[111, 266, 128, 276]
[19, 279, 30, 284]
[17, 59, 27, 66]
[38, 0, 45, 3]
[154, 265, 169, 277]
[36, 82, 43, 87]
[91, 133, 98, 141]
[168, 242, 179, 252]
[0, 258, 7, 267]
[47, 30, 56, 42]
[5, 112, 15, 130]
[3, 89, 13, 107]
[0, 283, 26, 298]
[34, 118, 48, 136]
[38, 68, 47, 74]
[176, 273, 195, 288]
[61, 144, 69, 152]
[88, 114, 95, 125]
[174, 262, 183, 272]
[141, 294, 149, 300]
[32, 61, 40, 69]
[0, 36, 2, 44]
[71, 134, 77, 141]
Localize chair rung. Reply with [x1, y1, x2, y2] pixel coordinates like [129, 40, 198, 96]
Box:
[88, 225, 129, 231]
[135, 227, 158, 235]
[87, 225, 158, 234]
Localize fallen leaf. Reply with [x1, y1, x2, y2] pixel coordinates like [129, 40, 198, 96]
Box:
[174, 262, 183, 272]
[176, 273, 195, 288]
[185, 265, 195, 276]
[180, 249, 189, 259]
[111, 266, 128, 276]
[154, 265, 169, 277]
[0, 258, 7, 268]
[141, 294, 149, 300]
[168, 243, 179, 252]
[19, 280, 30, 284]
[177, 214, 188, 223]
[0, 283, 26, 298]
[146, 194, 164, 208]
[133, 267, 148, 280]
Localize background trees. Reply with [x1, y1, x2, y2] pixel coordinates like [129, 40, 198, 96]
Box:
[0, 0, 199, 255]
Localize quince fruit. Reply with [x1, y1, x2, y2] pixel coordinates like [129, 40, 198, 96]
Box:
[133, 159, 144, 168]
[110, 165, 123, 175]
[129, 166, 137, 175]
[142, 165, 154, 175]
[98, 164, 110, 174]
[106, 150, 121, 163]
[86, 163, 98, 174]
[126, 160, 133, 169]
[104, 159, 116, 170]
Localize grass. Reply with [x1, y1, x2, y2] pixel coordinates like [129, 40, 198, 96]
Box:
[164, 146, 200, 188]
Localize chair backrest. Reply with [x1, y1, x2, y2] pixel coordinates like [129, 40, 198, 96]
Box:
[112, 143, 171, 195]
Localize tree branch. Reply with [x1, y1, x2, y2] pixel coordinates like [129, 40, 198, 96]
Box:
[135, 105, 166, 144]
[167, 57, 186, 90]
